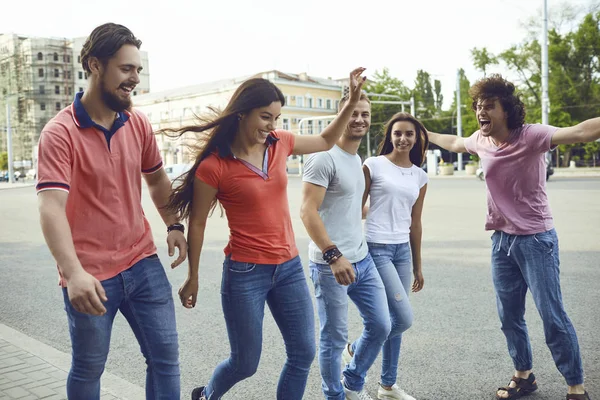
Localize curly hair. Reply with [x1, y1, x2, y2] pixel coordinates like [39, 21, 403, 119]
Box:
[469, 74, 526, 129]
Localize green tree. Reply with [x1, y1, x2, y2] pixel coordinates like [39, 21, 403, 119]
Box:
[471, 47, 498, 77]
[0, 151, 7, 170]
[361, 68, 411, 158]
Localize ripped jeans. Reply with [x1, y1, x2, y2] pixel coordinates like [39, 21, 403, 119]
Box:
[352, 242, 414, 387]
[491, 229, 584, 386]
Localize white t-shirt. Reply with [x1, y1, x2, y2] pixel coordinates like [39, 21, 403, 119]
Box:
[363, 156, 428, 244]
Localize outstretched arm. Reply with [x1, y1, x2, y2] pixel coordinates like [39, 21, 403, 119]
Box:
[428, 132, 467, 153]
[552, 117, 600, 145]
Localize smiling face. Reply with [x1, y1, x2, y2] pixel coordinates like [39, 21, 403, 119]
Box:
[476, 97, 508, 137]
[93, 44, 142, 112]
[389, 120, 417, 154]
[344, 99, 371, 140]
[238, 101, 282, 145]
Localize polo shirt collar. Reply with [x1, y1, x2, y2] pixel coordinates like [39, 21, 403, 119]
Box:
[70, 91, 131, 130]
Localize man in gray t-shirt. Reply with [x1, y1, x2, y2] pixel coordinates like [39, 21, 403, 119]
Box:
[301, 94, 390, 400]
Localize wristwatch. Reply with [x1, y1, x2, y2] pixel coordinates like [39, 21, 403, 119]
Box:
[167, 223, 185, 234]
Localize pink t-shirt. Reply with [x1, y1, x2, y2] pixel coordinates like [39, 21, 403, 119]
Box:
[464, 124, 558, 235]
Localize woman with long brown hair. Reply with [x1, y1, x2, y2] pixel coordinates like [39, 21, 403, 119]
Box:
[165, 68, 366, 400]
[345, 112, 429, 399]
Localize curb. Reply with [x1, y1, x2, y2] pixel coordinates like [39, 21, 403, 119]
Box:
[0, 323, 146, 400]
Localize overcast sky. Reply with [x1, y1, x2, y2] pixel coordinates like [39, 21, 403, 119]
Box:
[1, 0, 596, 108]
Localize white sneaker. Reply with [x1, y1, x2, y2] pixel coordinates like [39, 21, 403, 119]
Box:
[341, 343, 369, 383]
[377, 383, 416, 400]
[343, 380, 374, 400]
[342, 343, 353, 366]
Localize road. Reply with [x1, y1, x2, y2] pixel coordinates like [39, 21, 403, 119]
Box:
[0, 176, 598, 399]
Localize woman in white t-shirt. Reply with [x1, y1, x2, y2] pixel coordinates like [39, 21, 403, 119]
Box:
[355, 112, 429, 399]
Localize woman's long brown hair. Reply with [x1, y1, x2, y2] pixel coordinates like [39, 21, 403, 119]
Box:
[158, 78, 285, 221]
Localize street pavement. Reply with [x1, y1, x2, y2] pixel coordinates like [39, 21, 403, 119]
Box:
[0, 175, 598, 399]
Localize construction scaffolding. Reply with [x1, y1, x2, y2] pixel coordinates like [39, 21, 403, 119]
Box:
[0, 34, 73, 170]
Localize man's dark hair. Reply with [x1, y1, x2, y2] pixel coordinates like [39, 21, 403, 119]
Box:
[80, 23, 142, 74]
[469, 74, 526, 129]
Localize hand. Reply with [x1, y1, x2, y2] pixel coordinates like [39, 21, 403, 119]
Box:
[330, 256, 356, 286]
[67, 269, 108, 316]
[412, 269, 424, 292]
[178, 276, 199, 309]
[167, 230, 187, 268]
[348, 67, 367, 104]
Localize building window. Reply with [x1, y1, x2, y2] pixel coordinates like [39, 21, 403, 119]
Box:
[38, 68, 44, 77]
[55, 86, 60, 94]
[285, 95, 290, 105]
[1, 88, 6, 96]
[67, 70, 71, 79]
[326, 99, 332, 109]
[37, 52, 43, 60]
[296, 96, 304, 107]
[39, 85, 45, 94]
[40, 103, 46, 111]
[53, 52, 58, 61]
[307, 97, 313, 108]
[68, 87, 72, 96]
[133, 91, 137, 96]
[78, 71, 83, 79]
[317, 98, 323, 108]
[317, 120, 323, 134]
[55, 102, 61, 111]
[78, 87, 83, 92]
[334, 100, 340, 111]
[283, 118, 290, 130]
[84, 72, 87, 79]
[54, 69, 59, 78]
[307, 120, 313, 135]
[77, 55, 81, 63]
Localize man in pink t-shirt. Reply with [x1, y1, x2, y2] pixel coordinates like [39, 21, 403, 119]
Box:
[428, 74, 600, 400]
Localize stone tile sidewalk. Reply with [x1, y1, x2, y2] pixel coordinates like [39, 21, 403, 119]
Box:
[0, 324, 144, 400]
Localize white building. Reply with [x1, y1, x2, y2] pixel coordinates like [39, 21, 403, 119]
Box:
[133, 70, 345, 168]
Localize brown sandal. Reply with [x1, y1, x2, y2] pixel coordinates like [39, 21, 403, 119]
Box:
[566, 392, 590, 400]
[496, 373, 538, 399]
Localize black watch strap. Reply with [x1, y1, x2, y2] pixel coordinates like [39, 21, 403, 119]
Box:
[167, 223, 185, 234]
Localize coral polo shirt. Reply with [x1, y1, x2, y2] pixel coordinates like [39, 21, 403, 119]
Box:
[36, 92, 163, 286]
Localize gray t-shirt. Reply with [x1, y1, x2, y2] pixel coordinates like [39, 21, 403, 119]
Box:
[302, 145, 368, 264]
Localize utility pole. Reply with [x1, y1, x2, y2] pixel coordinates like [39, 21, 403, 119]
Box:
[6, 102, 15, 183]
[541, 0, 549, 125]
[456, 69, 463, 171]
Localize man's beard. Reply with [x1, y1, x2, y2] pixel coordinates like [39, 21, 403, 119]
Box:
[100, 76, 131, 112]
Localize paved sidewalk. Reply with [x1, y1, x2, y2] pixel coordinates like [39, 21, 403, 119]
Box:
[0, 324, 144, 400]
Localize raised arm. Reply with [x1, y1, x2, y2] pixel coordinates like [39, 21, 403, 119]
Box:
[38, 190, 107, 315]
[179, 178, 218, 309]
[292, 67, 366, 155]
[428, 132, 467, 153]
[300, 182, 355, 285]
[551, 117, 600, 145]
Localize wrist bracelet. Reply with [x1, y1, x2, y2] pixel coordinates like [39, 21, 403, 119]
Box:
[167, 223, 185, 234]
[323, 246, 343, 264]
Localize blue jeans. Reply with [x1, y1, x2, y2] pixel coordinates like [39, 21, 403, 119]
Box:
[354, 242, 413, 387]
[491, 229, 584, 386]
[203, 255, 315, 400]
[310, 253, 391, 400]
[63, 255, 180, 399]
